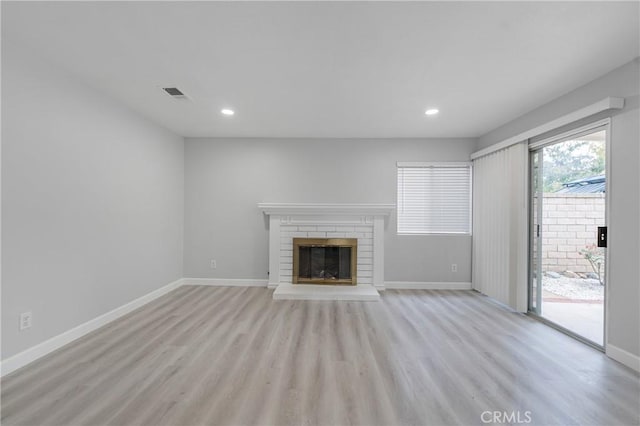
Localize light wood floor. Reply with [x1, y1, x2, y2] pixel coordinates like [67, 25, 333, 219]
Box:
[2, 286, 639, 426]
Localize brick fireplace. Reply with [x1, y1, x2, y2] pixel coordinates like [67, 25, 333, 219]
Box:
[258, 203, 394, 300]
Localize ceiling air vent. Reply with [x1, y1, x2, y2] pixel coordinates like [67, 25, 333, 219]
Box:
[162, 87, 187, 99]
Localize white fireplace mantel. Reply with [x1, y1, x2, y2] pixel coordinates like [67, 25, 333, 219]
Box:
[258, 203, 395, 217]
[258, 203, 395, 300]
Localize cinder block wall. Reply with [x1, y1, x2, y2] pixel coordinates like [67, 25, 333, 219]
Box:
[541, 193, 605, 274]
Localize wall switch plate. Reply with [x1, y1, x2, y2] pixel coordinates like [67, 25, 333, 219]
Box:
[210, 259, 217, 269]
[20, 311, 32, 331]
[451, 264, 458, 273]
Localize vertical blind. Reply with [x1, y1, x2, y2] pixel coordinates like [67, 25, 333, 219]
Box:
[472, 142, 528, 310]
[397, 162, 472, 234]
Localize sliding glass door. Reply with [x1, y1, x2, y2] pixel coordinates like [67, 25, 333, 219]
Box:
[529, 125, 607, 346]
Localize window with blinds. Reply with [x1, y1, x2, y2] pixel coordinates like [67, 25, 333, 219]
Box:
[397, 162, 472, 235]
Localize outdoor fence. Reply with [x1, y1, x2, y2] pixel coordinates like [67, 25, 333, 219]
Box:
[541, 193, 605, 275]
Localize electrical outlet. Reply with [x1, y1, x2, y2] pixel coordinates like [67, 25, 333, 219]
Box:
[210, 259, 217, 269]
[451, 264, 458, 273]
[20, 311, 32, 331]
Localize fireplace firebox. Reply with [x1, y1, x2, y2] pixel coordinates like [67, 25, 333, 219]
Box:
[292, 238, 357, 285]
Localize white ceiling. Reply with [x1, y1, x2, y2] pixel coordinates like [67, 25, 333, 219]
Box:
[3, 1, 639, 138]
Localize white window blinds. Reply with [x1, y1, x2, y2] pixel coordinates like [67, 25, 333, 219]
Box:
[397, 162, 472, 235]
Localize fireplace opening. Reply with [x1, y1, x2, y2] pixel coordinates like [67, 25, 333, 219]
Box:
[292, 238, 357, 285]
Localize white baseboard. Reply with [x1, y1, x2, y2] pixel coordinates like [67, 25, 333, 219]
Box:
[606, 344, 640, 372]
[182, 278, 268, 287]
[0, 278, 183, 377]
[384, 281, 472, 290]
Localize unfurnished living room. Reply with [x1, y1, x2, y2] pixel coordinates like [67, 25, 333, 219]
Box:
[1, 1, 639, 425]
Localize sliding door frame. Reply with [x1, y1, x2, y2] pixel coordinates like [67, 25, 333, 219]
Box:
[527, 118, 611, 350]
[529, 149, 543, 315]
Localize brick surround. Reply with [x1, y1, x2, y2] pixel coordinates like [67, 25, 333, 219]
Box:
[280, 223, 374, 286]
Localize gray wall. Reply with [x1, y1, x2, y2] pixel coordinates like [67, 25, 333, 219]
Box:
[477, 58, 640, 358]
[1, 41, 185, 359]
[184, 138, 475, 283]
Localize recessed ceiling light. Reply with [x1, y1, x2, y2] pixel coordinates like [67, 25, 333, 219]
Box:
[425, 108, 439, 116]
[221, 108, 235, 116]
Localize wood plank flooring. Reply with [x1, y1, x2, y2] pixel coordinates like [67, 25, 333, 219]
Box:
[2, 286, 639, 426]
